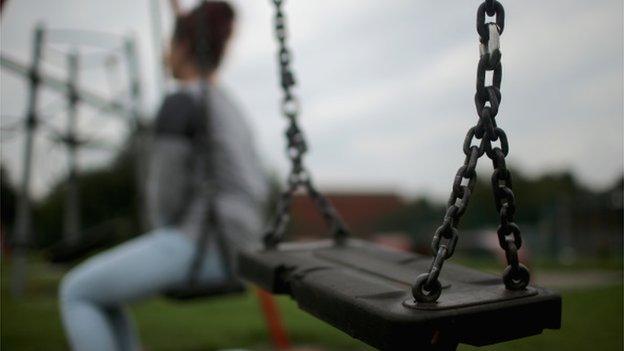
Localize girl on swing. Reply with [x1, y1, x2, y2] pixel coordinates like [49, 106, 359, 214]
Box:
[59, 2, 268, 350]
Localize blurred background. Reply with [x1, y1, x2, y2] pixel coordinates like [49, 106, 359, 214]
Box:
[0, 0, 622, 350]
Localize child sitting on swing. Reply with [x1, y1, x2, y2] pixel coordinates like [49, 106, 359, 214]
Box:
[59, 2, 268, 350]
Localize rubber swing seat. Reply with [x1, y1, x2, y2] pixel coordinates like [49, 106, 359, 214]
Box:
[238, 238, 561, 350]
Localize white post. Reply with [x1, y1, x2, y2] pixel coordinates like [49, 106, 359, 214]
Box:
[149, 0, 166, 98]
[124, 38, 149, 231]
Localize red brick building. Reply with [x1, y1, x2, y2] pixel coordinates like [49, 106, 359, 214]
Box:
[289, 192, 407, 240]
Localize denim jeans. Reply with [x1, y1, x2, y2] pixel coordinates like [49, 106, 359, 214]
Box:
[59, 228, 226, 351]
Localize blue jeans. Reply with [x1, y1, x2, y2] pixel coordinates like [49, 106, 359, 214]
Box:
[59, 228, 226, 351]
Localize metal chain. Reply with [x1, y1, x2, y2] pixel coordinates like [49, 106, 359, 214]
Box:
[412, 0, 529, 303]
[263, 0, 349, 249]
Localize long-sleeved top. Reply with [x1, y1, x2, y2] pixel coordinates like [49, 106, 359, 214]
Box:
[146, 82, 269, 264]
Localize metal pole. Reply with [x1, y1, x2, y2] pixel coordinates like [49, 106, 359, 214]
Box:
[1, 54, 130, 119]
[63, 51, 81, 246]
[149, 0, 166, 98]
[124, 38, 149, 231]
[255, 288, 292, 351]
[10, 24, 44, 297]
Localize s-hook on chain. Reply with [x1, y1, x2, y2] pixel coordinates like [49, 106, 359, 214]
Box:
[262, 0, 349, 249]
[412, 0, 530, 303]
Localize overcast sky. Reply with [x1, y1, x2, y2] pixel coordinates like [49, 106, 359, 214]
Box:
[1, 0, 622, 200]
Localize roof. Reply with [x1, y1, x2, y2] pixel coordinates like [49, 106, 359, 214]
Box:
[289, 192, 406, 238]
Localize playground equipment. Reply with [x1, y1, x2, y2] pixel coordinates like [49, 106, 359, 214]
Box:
[3, 6, 293, 348]
[1, 24, 145, 294]
[238, 1, 561, 350]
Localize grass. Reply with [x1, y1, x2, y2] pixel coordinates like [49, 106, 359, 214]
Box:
[1, 258, 622, 350]
[461, 284, 623, 351]
[452, 254, 624, 273]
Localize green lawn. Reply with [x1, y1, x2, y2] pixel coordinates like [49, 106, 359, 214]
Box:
[1, 259, 622, 351]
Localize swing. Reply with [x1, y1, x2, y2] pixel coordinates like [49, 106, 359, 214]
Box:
[237, 1, 561, 350]
[164, 206, 246, 300]
[163, 91, 245, 300]
[164, 7, 245, 300]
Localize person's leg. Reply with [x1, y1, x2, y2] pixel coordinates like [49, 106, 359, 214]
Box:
[59, 228, 195, 351]
[196, 233, 228, 283]
[59, 297, 121, 351]
[106, 306, 139, 351]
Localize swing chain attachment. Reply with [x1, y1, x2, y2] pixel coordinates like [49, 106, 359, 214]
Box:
[413, 0, 529, 303]
[479, 23, 501, 69]
[263, 0, 349, 250]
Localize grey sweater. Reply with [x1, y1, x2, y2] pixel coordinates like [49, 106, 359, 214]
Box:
[146, 83, 269, 258]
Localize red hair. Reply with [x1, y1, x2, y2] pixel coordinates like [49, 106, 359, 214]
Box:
[173, 1, 236, 73]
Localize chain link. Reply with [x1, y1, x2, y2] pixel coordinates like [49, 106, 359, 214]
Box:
[263, 0, 349, 249]
[413, 0, 529, 303]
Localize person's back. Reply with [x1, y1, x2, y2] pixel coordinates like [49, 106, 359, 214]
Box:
[208, 85, 268, 237]
[149, 82, 268, 256]
[59, 3, 266, 350]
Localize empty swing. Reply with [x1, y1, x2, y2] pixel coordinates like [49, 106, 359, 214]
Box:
[238, 1, 561, 350]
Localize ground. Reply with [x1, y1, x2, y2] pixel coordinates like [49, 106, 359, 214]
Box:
[1, 257, 622, 351]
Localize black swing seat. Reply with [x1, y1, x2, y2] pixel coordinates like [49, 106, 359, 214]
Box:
[164, 279, 246, 301]
[238, 238, 561, 350]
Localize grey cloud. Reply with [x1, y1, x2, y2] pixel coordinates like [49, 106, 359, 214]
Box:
[1, 0, 622, 199]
